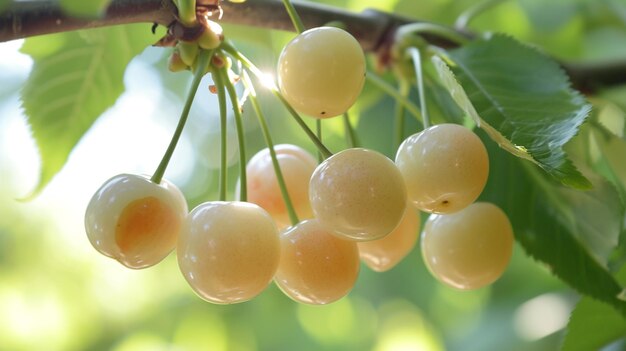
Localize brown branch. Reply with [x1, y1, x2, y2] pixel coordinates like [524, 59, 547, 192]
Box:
[0, 0, 625, 93]
[0, 0, 175, 40]
[0, 0, 458, 51]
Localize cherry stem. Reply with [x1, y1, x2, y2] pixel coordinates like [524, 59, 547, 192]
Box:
[219, 65, 248, 202]
[174, 0, 197, 26]
[366, 72, 423, 122]
[343, 112, 359, 148]
[273, 91, 334, 159]
[222, 41, 333, 159]
[241, 70, 300, 226]
[281, 0, 306, 33]
[213, 62, 228, 202]
[316, 119, 323, 162]
[394, 80, 410, 149]
[396, 22, 470, 46]
[454, 0, 505, 30]
[151, 49, 212, 185]
[408, 47, 430, 129]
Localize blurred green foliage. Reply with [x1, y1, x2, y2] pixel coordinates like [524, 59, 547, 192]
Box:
[1, 0, 626, 350]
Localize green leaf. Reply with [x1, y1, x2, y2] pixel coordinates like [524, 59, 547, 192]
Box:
[20, 24, 156, 197]
[481, 134, 626, 315]
[596, 92, 626, 140]
[434, 34, 592, 189]
[561, 268, 626, 351]
[59, 0, 112, 18]
[584, 122, 626, 269]
[561, 298, 626, 351]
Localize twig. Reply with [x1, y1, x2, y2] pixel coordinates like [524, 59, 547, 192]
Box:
[0, 0, 625, 92]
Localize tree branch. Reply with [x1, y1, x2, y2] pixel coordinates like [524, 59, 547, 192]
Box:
[0, 0, 175, 40]
[0, 0, 625, 93]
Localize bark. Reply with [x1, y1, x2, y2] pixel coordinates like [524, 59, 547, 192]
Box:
[0, 0, 624, 92]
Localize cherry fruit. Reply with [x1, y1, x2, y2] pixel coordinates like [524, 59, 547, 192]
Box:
[274, 219, 360, 305]
[277, 26, 366, 118]
[395, 123, 489, 214]
[177, 201, 280, 304]
[239, 144, 317, 229]
[421, 202, 514, 290]
[309, 148, 407, 241]
[84, 174, 188, 269]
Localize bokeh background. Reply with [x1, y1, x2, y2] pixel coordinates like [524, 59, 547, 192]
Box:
[1, 0, 626, 350]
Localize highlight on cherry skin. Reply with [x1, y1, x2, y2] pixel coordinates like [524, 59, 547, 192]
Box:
[274, 218, 360, 305]
[358, 205, 420, 272]
[421, 202, 514, 290]
[395, 123, 489, 214]
[84, 174, 188, 269]
[238, 144, 317, 229]
[177, 201, 281, 304]
[277, 26, 366, 119]
[309, 148, 407, 241]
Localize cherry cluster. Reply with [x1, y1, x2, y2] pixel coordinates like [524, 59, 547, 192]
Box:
[84, 26, 514, 305]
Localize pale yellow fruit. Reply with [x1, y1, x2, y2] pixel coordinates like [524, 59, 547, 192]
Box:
[395, 123, 489, 214]
[241, 144, 317, 229]
[177, 201, 280, 304]
[277, 26, 366, 118]
[84, 174, 188, 269]
[274, 219, 360, 305]
[358, 206, 420, 272]
[421, 202, 514, 290]
[309, 148, 407, 241]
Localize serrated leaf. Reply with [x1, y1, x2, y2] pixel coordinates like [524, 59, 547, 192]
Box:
[585, 123, 626, 269]
[480, 132, 626, 315]
[561, 298, 626, 351]
[434, 34, 591, 189]
[20, 24, 156, 197]
[555, 173, 622, 265]
[59, 0, 112, 18]
[561, 268, 626, 351]
[595, 94, 626, 140]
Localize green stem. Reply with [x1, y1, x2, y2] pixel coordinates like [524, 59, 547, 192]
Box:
[316, 119, 323, 162]
[366, 72, 423, 122]
[342, 112, 359, 148]
[241, 71, 300, 226]
[219, 66, 248, 202]
[151, 49, 212, 184]
[396, 22, 470, 46]
[408, 47, 430, 129]
[281, 0, 306, 33]
[273, 91, 333, 159]
[222, 42, 333, 159]
[213, 63, 228, 202]
[454, 0, 505, 30]
[394, 80, 409, 148]
[222, 41, 264, 78]
[174, 0, 197, 26]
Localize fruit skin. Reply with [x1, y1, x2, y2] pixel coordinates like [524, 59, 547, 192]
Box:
[84, 174, 188, 269]
[395, 123, 489, 214]
[358, 205, 420, 272]
[177, 201, 280, 304]
[309, 148, 407, 241]
[240, 144, 317, 229]
[274, 219, 360, 305]
[277, 26, 366, 119]
[421, 202, 514, 290]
